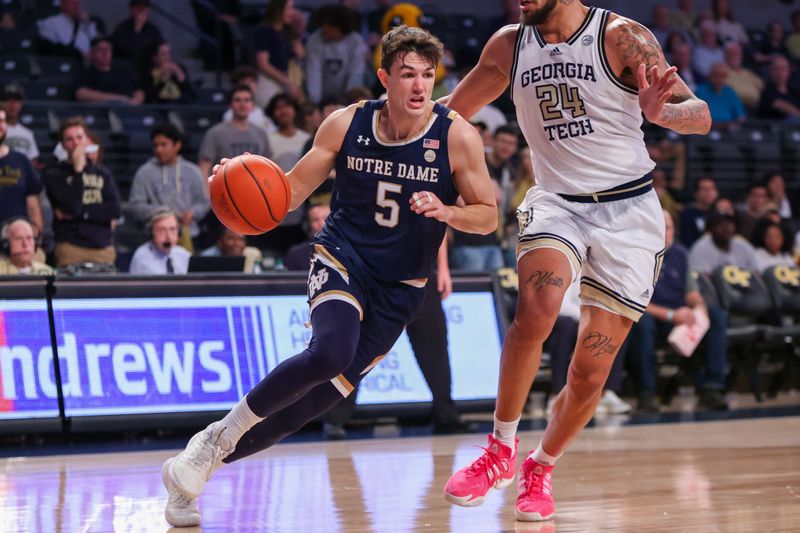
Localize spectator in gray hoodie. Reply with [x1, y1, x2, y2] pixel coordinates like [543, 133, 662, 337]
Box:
[305, 4, 367, 105]
[128, 123, 209, 241]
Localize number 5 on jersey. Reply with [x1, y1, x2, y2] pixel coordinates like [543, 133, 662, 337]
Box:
[375, 181, 402, 228]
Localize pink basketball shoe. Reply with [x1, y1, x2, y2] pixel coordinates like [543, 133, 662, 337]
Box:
[515, 456, 555, 521]
[444, 434, 518, 507]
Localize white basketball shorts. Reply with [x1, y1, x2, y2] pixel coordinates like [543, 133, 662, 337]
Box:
[515, 185, 666, 322]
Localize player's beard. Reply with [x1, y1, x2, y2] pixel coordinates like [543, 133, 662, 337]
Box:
[521, 0, 558, 26]
[0, 131, 6, 146]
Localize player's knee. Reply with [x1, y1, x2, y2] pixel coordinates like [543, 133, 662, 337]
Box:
[519, 285, 563, 317]
[567, 364, 608, 396]
[305, 339, 358, 380]
[512, 296, 562, 342]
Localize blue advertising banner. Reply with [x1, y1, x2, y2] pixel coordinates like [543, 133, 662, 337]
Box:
[4, 292, 500, 418]
[0, 300, 60, 419]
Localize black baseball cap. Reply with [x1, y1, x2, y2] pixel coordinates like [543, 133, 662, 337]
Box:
[706, 210, 735, 229]
[1, 83, 25, 100]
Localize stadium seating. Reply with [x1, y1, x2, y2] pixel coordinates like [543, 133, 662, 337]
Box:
[761, 266, 800, 396]
[30, 55, 81, 83]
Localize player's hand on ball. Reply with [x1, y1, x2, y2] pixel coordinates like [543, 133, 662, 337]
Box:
[410, 191, 450, 223]
[211, 152, 252, 178]
[211, 158, 230, 178]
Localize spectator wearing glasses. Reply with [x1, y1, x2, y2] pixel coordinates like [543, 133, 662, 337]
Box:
[0, 217, 53, 275]
[129, 208, 191, 274]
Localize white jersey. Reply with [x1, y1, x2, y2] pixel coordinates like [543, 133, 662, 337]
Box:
[510, 7, 655, 195]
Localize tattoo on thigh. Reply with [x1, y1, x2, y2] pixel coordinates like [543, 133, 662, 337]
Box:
[525, 271, 565, 292]
[581, 332, 618, 358]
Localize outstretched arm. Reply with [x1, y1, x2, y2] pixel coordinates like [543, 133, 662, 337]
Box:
[439, 25, 517, 120]
[605, 16, 711, 135]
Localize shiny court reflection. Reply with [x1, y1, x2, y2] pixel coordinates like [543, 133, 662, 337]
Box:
[1, 416, 799, 532]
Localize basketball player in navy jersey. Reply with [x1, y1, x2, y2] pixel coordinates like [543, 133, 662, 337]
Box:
[161, 26, 497, 527]
[443, 0, 711, 522]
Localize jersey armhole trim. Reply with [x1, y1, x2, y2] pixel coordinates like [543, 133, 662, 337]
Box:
[509, 24, 525, 101]
[597, 10, 639, 96]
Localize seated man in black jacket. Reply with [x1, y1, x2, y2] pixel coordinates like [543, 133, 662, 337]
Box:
[75, 37, 144, 105]
[43, 117, 121, 267]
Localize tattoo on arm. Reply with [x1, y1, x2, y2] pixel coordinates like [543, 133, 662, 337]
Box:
[659, 99, 711, 132]
[581, 332, 619, 358]
[613, 19, 710, 134]
[525, 271, 565, 292]
[615, 22, 663, 89]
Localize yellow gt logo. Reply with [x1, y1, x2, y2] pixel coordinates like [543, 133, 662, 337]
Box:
[722, 265, 751, 288]
[774, 266, 800, 287]
[497, 267, 519, 290]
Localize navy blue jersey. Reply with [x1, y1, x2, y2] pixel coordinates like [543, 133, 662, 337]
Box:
[315, 100, 459, 281]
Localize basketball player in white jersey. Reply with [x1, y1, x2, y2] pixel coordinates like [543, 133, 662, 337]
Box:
[443, 0, 711, 521]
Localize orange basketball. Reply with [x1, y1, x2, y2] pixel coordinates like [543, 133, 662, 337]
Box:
[209, 154, 291, 235]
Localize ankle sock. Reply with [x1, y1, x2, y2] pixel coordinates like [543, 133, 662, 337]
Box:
[529, 442, 561, 466]
[492, 412, 520, 450]
[218, 396, 264, 450]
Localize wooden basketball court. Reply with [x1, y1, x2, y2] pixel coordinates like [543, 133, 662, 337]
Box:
[2, 416, 798, 532]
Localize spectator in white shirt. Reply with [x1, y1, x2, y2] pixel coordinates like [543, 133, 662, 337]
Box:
[0, 83, 39, 163]
[763, 172, 796, 220]
[223, 66, 276, 133]
[689, 210, 759, 275]
[693, 20, 725, 77]
[752, 220, 796, 271]
[712, 0, 749, 45]
[37, 0, 98, 58]
[265, 93, 310, 170]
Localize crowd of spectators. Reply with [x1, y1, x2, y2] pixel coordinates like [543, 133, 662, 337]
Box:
[0, 0, 798, 272]
[645, 1, 800, 126]
[1, 0, 799, 265]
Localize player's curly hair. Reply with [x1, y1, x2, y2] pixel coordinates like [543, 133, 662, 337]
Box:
[380, 25, 443, 73]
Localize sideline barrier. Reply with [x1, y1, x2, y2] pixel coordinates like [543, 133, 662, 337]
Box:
[0, 274, 504, 433]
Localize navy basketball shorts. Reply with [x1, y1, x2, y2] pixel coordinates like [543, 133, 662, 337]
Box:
[306, 242, 427, 398]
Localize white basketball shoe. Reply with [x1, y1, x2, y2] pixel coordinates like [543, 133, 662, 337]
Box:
[162, 457, 201, 527]
[166, 422, 234, 500]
